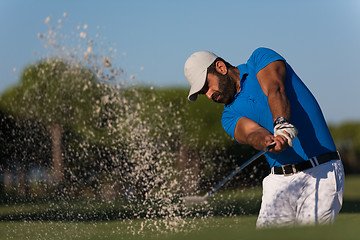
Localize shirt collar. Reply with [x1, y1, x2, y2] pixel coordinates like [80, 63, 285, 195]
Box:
[237, 64, 248, 92]
[238, 64, 248, 80]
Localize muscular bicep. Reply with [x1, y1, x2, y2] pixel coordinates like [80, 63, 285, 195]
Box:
[257, 60, 286, 97]
[234, 117, 271, 144]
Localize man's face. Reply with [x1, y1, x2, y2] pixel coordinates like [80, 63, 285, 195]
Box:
[198, 72, 237, 105]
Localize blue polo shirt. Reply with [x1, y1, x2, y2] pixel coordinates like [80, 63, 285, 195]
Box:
[221, 47, 336, 167]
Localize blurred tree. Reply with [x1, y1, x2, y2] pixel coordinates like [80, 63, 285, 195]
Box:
[329, 123, 360, 174]
[0, 59, 104, 184]
[0, 109, 52, 201]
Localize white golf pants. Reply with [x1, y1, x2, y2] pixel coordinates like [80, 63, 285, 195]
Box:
[256, 160, 345, 228]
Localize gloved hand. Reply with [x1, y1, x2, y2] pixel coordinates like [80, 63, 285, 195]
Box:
[273, 122, 298, 147]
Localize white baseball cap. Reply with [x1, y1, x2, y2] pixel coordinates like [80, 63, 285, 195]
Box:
[184, 51, 218, 101]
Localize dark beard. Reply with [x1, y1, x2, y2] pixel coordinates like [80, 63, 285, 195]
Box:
[212, 74, 237, 105]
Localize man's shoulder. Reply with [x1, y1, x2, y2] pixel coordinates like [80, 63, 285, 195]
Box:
[251, 47, 280, 55]
[249, 47, 285, 62]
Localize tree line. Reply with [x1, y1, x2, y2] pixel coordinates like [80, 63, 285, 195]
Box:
[0, 59, 359, 203]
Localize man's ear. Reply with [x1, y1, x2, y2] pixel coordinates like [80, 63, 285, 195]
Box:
[215, 61, 228, 75]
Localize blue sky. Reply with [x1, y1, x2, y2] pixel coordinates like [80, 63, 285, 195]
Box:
[1, 0, 360, 124]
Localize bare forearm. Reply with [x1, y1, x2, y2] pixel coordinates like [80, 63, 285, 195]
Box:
[235, 117, 289, 153]
[257, 60, 290, 122]
[268, 89, 291, 122]
[246, 129, 273, 151]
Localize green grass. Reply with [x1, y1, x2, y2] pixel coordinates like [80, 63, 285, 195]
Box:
[1, 214, 359, 240]
[1, 175, 359, 239]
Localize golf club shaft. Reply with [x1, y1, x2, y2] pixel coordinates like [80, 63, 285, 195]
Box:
[203, 143, 276, 201]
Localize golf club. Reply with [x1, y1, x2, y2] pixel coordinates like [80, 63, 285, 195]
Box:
[182, 142, 276, 204]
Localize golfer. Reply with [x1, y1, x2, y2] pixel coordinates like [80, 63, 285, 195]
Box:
[184, 47, 345, 228]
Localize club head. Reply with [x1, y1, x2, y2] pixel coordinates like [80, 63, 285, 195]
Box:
[181, 195, 207, 205]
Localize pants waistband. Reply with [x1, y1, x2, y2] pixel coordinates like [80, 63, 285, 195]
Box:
[271, 151, 340, 176]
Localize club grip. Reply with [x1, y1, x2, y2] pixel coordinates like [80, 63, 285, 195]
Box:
[267, 142, 276, 150]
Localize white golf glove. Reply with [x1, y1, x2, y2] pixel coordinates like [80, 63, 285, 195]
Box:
[274, 122, 298, 147]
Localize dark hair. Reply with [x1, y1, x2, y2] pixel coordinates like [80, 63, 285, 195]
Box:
[207, 57, 234, 75]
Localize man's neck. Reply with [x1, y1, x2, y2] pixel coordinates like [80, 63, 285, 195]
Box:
[229, 67, 241, 93]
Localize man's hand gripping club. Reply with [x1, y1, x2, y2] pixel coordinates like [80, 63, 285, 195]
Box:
[273, 117, 298, 147]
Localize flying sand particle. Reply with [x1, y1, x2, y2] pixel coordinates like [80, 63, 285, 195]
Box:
[80, 32, 87, 38]
[104, 58, 111, 67]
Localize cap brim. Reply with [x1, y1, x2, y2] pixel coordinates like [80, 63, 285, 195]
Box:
[187, 70, 207, 101]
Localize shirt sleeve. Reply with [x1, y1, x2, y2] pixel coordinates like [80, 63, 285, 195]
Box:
[221, 97, 256, 143]
[221, 106, 242, 142]
[249, 47, 285, 74]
